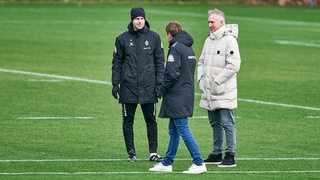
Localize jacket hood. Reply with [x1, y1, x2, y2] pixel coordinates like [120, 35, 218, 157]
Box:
[169, 31, 194, 47]
[209, 24, 239, 40]
[128, 20, 150, 34]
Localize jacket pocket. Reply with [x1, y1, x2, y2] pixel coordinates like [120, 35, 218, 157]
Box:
[210, 80, 225, 95]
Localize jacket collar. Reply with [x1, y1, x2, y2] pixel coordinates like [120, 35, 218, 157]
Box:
[169, 31, 193, 48]
[209, 25, 226, 40]
[209, 24, 239, 40]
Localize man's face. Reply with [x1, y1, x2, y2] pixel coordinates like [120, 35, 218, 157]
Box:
[132, 17, 145, 30]
[208, 14, 224, 33]
[165, 32, 172, 42]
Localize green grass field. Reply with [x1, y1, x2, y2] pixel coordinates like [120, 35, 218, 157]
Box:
[0, 2, 320, 179]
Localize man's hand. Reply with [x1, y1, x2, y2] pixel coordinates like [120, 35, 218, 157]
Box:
[112, 85, 120, 99]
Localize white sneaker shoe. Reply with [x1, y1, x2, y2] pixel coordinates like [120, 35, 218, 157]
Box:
[183, 163, 207, 174]
[149, 162, 172, 172]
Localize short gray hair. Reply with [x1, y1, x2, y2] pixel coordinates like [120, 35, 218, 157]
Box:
[208, 8, 225, 23]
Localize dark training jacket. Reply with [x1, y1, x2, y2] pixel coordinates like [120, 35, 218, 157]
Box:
[112, 21, 165, 104]
[159, 31, 196, 118]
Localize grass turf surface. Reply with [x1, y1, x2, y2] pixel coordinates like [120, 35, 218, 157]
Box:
[0, 2, 319, 179]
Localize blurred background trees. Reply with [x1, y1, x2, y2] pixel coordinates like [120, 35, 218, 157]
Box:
[0, 0, 318, 7]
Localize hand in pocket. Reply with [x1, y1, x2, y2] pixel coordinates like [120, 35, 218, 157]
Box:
[210, 80, 225, 95]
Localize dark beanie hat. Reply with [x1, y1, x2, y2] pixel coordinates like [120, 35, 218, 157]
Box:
[130, 7, 145, 21]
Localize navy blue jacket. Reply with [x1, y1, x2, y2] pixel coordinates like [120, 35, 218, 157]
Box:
[159, 31, 196, 118]
[112, 21, 165, 104]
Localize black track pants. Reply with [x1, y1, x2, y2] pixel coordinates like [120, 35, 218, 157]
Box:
[122, 103, 158, 155]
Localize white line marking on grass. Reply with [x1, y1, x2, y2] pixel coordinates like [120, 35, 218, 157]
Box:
[211, 170, 320, 174]
[2, 68, 319, 111]
[274, 40, 320, 48]
[190, 116, 208, 119]
[237, 158, 320, 160]
[28, 79, 64, 82]
[1, 170, 320, 175]
[305, 116, 320, 119]
[196, 93, 319, 111]
[17, 117, 93, 120]
[191, 116, 240, 119]
[238, 98, 320, 111]
[0, 68, 111, 85]
[1, 158, 319, 163]
[0, 159, 126, 162]
[0, 20, 107, 25]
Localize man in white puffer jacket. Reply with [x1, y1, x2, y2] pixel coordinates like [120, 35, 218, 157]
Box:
[197, 8, 241, 168]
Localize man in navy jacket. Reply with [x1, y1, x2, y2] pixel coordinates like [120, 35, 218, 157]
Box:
[149, 21, 207, 174]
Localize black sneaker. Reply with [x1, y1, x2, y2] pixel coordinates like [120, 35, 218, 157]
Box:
[217, 153, 236, 168]
[204, 153, 222, 164]
[149, 154, 163, 162]
[128, 154, 136, 163]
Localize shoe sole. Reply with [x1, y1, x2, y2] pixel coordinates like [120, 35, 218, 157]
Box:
[204, 162, 222, 165]
[182, 170, 207, 174]
[217, 164, 237, 168]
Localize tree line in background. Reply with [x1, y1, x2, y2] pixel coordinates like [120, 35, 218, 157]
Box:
[0, 0, 318, 7]
[249, 0, 317, 6]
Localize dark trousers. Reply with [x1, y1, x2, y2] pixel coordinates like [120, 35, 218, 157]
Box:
[122, 103, 158, 156]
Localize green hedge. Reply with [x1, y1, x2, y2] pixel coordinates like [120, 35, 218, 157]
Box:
[0, 0, 271, 5]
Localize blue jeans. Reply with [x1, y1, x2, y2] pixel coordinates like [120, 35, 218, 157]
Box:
[162, 118, 203, 166]
[208, 109, 236, 155]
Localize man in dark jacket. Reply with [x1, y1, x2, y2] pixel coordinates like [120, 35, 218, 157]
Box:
[149, 22, 207, 174]
[111, 7, 165, 162]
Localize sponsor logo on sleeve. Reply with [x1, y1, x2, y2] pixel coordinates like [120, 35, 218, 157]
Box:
[168, 54, 175, 62]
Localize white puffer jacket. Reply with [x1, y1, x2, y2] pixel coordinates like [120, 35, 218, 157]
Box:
[197, 24, 241, 111]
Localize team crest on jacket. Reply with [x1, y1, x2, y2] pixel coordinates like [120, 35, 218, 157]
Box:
[168, 54, 174, 62]
[143, 40, 151, 50]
